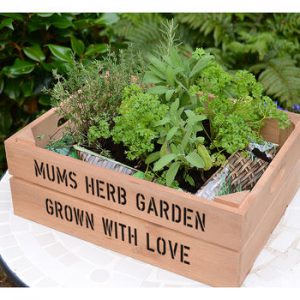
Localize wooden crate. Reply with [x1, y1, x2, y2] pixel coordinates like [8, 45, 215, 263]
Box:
[4, 109, 300, 286]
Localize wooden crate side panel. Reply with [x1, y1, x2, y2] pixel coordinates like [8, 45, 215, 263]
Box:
[239, 159, 300, 283]
[215, 191, 250, 208]
[10, 177, 241, 287]
[4, 108, 59, 146]
[5, 139, 243, 251]
[31, 111, 67, 148]
[260, 119, 281, 145]
[260, 112, 298, 146]
[240, 120, 300, 243]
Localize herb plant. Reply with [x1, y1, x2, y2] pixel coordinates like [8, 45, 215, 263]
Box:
[49, 47, 145, 154]
[193, 64, 291, 154]
[48, 21, 291, 192]
[145, 98, 209, 187]
[112, 84, 168, 160]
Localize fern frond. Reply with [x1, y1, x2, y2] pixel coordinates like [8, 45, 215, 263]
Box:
[176, 13, 235, 47]
[112, 14, 166, 55]
[271, 14, 300, 37]
[229, 32, 275, 60]
[257, 58, 300, 106]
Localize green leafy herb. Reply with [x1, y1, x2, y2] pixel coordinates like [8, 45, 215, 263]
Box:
[112, 84, 168, 160]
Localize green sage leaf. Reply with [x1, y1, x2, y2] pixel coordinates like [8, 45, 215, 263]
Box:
[153, 153, 176, 171]
[166, 162, 180, 187]
[189, 56, 212, 78]
[145, 151, 161, 165]
[185, 151, 205, 168]
[148, 85, 169, 95]
[166, 126, 178, 141]
[165, 89, 175, 101]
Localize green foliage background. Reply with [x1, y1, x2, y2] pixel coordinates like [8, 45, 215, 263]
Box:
[1, 13, 300, 176]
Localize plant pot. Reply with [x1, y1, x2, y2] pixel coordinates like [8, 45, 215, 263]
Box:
[4, 108, 300, 287]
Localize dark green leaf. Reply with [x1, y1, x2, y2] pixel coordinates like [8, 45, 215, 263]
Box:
[0, 78, 4, 94]
[69, 148, 79, 159]
[166, 162, 180, 186]
[2, 59, 35, 77]
[0, 108, 12, 135]
[85, 44, 108, 57]
[21, 79, 34, 97]
[153, 153, 176, 171]
[28, 15, 48, 32]
[50, 14, 73, 29]
[71, 36, 85, 56]
[0, 18, 14, 30]
[38, 95, 51, 106]
[4, 79, 21, 101]
[0, 13, 23, 21]
[185, 152, 204, 168]
[24, 45, 45, 62]
[48, 44, 73, 63]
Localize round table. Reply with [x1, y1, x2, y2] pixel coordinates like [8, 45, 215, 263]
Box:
[1, 172, 300, 287]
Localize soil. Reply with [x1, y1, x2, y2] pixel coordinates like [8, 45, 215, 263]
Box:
[176, 166, 219, 194]
[84, 136, 218, 193]
[251, 148, 272, 163]
[82, 119, 223, 194]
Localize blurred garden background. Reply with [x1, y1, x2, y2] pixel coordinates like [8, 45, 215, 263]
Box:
[0, 13, 300, 177]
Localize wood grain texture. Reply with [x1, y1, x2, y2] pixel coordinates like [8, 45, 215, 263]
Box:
[5, 140, 244, 251]
[240, 119, 300, 242]
[10, 177, 241, 287]
[4, 108, 300, 287]
[238, 120, 300, 281]
[215, 191, 250, 208]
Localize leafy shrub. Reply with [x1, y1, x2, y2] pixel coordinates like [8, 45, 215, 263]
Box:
[49, 47, 145, 152]
[114, 13, 300, 109]
[47, 20, 291, 191]
[0, 12, 123, 176]
[2, 13, 299, 178]
[139, 24, 290, 187]
[175, 13, 300, 109]
[194, 67, 291, 154]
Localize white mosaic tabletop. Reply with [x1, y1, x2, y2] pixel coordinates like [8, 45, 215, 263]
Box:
[1, 172, 300, 287]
